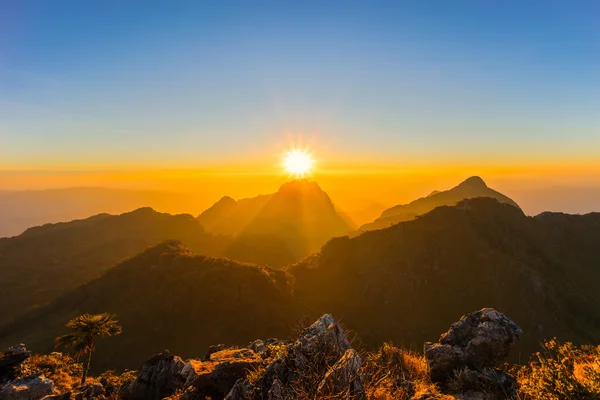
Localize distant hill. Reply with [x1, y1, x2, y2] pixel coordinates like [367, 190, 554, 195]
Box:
[0, 241, 294, 372]
[0, 208, 229, 328]
[0, 187, 209, 238]
[291, 198, 600, 355]
[359, 176, 519, 232]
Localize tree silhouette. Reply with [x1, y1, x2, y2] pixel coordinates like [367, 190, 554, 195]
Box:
[55, 313, 122, 385]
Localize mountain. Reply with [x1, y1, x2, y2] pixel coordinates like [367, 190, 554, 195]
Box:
[359, 176, 519, 232]
[0, 241, 295, 372]
[197, 194, 272, 235]
[199, 180, 352, 264]
[3, 198, 600, 371]
[0, 187, 210, 238]
[237, 180, 352, 258]
[0, 208, 230, 328]
[290, 198, 600, 355]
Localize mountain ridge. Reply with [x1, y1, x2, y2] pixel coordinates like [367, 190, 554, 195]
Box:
[3, 198, 600, 372]
[359, 176, 519, 232]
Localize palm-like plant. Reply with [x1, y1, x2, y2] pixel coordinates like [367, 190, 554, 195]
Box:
[55, 313, 122, 385]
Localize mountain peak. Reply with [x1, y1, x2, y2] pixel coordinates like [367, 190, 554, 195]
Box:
[216, 196, 236, 205]
[457, 176, 487, 189]
[276, 180, 323, 196]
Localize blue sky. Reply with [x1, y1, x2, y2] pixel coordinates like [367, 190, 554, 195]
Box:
[1, 0, 599, 169]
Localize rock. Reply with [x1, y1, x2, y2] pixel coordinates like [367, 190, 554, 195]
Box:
[295, 314, 351, 359]
[424, 343, 461, 383]
[316, 349, 365, 399]
[226, 314, 352, 399]
[124, 351, 186, 400]
[72, 382, 104, 400]
[249, 339, 286, 360]
[224, 379, 255, 400]
[425, 308, 522, 383]
[248, 340, 266, 354]
[266, 378, 284, 400]
[42, 394, 71, 400]
[0, 345, 30, 383]
[182, 348, 260, 399]
[0, 374, 55, 400]
[203, 344, 227, 361]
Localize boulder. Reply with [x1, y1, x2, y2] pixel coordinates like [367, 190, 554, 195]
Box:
[224, 379, 255, 400]
[248, 338, 283, 356]
[316, 348, 365, 399]
[72, 382, 104, 400]
[226, 314, 352, 399]
[0, 345, 30, 383]
[181, 348, 260, 398]
[0, 374, 55, 400]
[202, 344, 226, 361]
[124, 351, 186, 400]
[425, 308, 522, 383]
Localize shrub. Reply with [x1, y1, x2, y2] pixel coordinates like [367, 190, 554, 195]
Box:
[18, 352, 83, 393]
[516, 339, 600, 399]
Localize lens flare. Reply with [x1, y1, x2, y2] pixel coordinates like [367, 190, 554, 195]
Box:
[283, 149, 314, 177]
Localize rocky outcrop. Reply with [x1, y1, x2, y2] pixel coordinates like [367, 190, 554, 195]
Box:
[425, 308, 522, 387]
[181, 348, 260, 399]
[226, 314, 360, 400]
[202, 344, 227, 361]
[0, 345, 30, 384]
[0, 374, 55, 400]
[225, 379, 255, 400]
[1, 310, 526, 400]
[124, 351, 186, 400]
[316, 348, 364, 399]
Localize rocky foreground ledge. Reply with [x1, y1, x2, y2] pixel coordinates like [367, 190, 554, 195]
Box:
[0, 309, 523, 400]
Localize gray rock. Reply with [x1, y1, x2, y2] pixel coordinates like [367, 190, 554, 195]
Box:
[72, 382, 104, 400]
[226, 314, 352, 399]
[181, 348, 259, 398]
[0, 374, 55, 400]
[248, 340, 266, 354]
[202, 344, 227, 361]
[224, 379, 255, 400]
[0, 345, 30, 383]
[123, 351, 186, 400]
[425, 308, 522, 383]
[317, 348, 365, 399]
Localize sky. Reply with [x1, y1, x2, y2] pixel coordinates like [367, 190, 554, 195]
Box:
[1, 1, 600, 219]
[1, 0, 599, 170]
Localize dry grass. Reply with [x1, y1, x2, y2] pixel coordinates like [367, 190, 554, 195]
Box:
[515, 339, 600, 400]
[18, 352, 83, 393]
[362, 342, 448, 400]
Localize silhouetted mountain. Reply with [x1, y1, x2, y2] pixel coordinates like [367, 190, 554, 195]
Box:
[222, 233, 297, 268]
[0, 187, 209, 238]
[3, 199, 600, 372]
[0, 208, 230, 327]
[197, 194, 272, 235]
[238, 180, 351, 258]
[0, 241, 294, 372]
[359, 176, 519, 231]
[290, 198, 600, 354]
[199, 181, 351, 264]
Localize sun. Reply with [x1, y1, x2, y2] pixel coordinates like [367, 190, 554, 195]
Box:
[283, 149, 314, 178]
